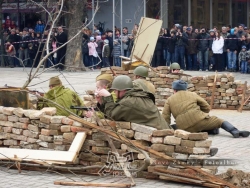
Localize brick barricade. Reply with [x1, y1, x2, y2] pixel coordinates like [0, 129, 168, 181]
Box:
[101, 66, 250, 110]
[0, 106, 219, 178]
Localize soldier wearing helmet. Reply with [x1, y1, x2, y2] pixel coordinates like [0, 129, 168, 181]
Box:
[133, 66, 156, 94]
[170, 62, 181, 73]
[95, 75, 171, 130]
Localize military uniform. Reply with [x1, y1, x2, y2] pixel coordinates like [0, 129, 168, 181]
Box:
[38, 85, 84, 116]
[133, 79, 156, 94]
[162, 90, 223, 132]
[133, 66, 156, 94]
[102, 89, 171, 130]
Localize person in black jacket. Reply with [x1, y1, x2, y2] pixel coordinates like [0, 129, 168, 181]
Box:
[106, 30, 113, 66]
[18, 28, 30, 67]
[197, 27, 210, 71]
[167, 30, 176, 66]
[225, 28, 239, 72]
[55, 27, 67, 70]
[8, 29, 19, 67]
[174, 27, 188, 69]
[163, 28, 170, 66]
[151, 34, 164, 67]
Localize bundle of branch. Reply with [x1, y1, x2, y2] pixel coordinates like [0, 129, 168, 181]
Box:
[153, 168, 222, 188]
[69, 115, 237, 188]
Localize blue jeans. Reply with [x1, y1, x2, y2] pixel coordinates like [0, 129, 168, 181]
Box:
[227, 51, 237, 70]
[114, 56, 121, 67]
[241, 61, 248, 73]
[166, 50, 174, 66]
[187, 54, 197, 70]
[175, 46, 185, 69]
[198, 50, 209, 70]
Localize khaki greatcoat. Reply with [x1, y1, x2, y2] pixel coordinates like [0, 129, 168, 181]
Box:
[162, 90, 223, 132]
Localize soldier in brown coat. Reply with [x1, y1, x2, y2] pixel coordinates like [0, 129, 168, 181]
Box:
[162, 80, 250, 138]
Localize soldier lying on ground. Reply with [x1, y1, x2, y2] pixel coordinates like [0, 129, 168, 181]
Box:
[162, 80, 250, 138]
[95, 75, 171, 130]
[133, 66, 156, 94]
[37, 76, 84, 116]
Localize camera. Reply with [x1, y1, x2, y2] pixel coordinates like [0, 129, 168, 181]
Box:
[202, 29, 205, 33]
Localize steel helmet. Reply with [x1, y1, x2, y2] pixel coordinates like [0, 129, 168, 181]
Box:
[170, 62, 180, 70]
[110, 75, 133, 91]
[133, 66, 148, 78]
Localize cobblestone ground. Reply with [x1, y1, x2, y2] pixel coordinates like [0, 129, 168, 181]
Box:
[0, 68, 249, 188]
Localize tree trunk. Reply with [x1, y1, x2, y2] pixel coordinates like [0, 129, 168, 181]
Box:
[64, 0, 88, 71]
[0, 0, 5, 67]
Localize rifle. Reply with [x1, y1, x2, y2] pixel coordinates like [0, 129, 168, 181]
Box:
[70, 106, 98, 111]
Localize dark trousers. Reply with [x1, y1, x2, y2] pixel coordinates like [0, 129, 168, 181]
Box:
[57, 46, 66, 70]
[187, 54, 198, 70]
[175, 46, 185, 69]
[213, 53, 223, 72]
[152, 50, 162, 67]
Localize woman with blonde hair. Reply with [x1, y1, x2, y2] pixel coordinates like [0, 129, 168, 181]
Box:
[212, 31, 224, 71]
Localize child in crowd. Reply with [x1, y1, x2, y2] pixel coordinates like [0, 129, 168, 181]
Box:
[88, 36, 98, 70]
[102, 39, 110, 67]
[112, 39, 121, 67]
[238, 45, 250, 74]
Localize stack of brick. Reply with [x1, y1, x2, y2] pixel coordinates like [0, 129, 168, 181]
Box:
[0, 106, 87, 151]
[120, 124, 218, 176]
[101, 66, 250, 110]
[0, 106, 218, 178]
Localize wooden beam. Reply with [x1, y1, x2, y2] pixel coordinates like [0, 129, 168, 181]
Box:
[210, 71, 217, 109]
[69, 115, 237, 188]
[54, 181, 132, 187]
[68, 132, 87, 153]
[0, 132, 87, 163]
[238, 81, 247, 112]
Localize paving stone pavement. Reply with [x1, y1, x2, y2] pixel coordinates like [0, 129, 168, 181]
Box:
[0, 68, 250, 188]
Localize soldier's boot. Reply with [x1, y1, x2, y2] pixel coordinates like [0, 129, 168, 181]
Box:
[204, 128, 220, 135]
[221, 121, 250, 138]
[210, 148, 218, 156]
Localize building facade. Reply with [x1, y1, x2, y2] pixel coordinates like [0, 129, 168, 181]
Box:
[87, 0, 250, 32]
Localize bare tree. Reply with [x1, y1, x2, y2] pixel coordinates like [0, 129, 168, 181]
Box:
[64, 0, 88, 71]
[21, 0, 99, 89]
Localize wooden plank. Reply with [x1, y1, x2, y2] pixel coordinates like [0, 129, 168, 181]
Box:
[238, 81, 247, 112]
[0, 132, 86, 163]
[69, 115, 237, 188]
[54, 181, 132, 187]
[0, 148, 76, 162]
[131, 17, 163, 65]
[68, 132, 87, 153]
[210, 72, 217, 109]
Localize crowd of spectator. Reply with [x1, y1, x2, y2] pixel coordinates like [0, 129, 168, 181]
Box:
[82, 22, 250, 73]
[2, 20, 67, 70]
[81, 24, 138, 69]
[151, 23, 250, 73]
[3, 19, 250, 74]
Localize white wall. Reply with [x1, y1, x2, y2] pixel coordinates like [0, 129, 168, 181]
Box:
[87, 0, 144, 33]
